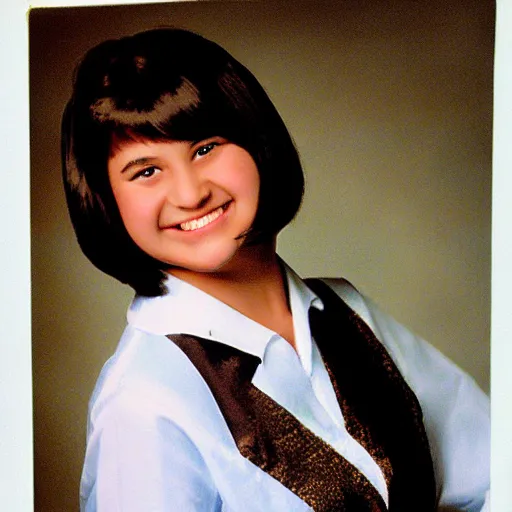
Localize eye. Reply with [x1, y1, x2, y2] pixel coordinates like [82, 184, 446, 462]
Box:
[194, 141, 219, 159]
[131, 166, 161, 181]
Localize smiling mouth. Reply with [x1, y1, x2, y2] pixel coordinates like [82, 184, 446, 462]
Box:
[176, 203, 230, 232]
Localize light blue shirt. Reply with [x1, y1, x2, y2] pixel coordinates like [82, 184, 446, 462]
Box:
[80, 264, 490, 511]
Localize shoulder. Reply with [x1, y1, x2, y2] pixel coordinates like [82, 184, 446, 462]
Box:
[80, 326, 223, 511]
[322, 278, 488, 390]
[86, 326, 229, 442]
[311, 278, 405, 366]
[315, 277, 488, 398]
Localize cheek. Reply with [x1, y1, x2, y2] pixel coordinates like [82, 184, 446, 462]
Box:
[223, 157, 260, 202]
[242, 169, 261, 208]
[114, 189, 159, 234]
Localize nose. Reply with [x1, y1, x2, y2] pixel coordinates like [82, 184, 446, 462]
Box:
[166, 167, 211, 210]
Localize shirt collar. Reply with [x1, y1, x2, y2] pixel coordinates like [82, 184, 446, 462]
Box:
[284, 262, 324, 374]
[127, 260, 324, 371]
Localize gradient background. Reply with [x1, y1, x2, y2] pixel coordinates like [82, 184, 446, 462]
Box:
[30, 1, 494, 510]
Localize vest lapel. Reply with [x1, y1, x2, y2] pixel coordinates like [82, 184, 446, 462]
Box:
[305, 278, 437, 511]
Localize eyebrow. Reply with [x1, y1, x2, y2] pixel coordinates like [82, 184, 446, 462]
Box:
[120, 157, 156, 174]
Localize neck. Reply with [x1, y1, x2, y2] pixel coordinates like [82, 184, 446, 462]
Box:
[169, 241, 296, 346]
[170, 241, 286, 305]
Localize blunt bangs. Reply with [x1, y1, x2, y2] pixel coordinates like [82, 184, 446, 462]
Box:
[62, 28, 304, 296]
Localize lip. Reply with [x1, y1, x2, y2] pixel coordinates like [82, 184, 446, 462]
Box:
[162, 201, 232, 232]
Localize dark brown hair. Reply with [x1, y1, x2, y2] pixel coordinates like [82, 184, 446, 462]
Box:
[62, 28, 304, 296]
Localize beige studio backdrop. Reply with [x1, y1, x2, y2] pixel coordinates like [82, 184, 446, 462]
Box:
[30, 1, 494, 511]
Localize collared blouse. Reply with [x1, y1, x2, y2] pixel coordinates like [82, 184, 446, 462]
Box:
[80, 263, 490, 511]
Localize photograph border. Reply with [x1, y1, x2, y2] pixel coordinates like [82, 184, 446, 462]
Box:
[2, 0, 510, 509]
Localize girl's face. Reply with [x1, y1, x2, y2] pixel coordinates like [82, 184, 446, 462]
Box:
[108, 136, 261, 274]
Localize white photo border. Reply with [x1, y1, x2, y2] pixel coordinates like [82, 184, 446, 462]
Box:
[3, 0, 509, 509]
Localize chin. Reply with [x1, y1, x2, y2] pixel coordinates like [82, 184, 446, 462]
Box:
[170, 247, 242, 275]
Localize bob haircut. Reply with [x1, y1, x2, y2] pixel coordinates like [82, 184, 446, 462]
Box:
[62, 28, 304, 297]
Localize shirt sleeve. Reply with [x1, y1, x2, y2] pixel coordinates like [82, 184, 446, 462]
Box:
[80, 389, 220, 512]
[364, 296, 490, 512]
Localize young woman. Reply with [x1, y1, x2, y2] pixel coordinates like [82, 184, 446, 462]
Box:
[62, 28, 490, 512]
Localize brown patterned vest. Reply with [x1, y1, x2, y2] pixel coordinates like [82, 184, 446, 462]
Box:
[167, 278, 437, 511]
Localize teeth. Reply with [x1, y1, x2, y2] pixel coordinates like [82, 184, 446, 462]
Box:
[180, 206, 224, 231]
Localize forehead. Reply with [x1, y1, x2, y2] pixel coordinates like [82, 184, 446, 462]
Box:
[109, 133, 153, 155]
[108, 137, 192, 168]
[109, 132, 172, 158]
